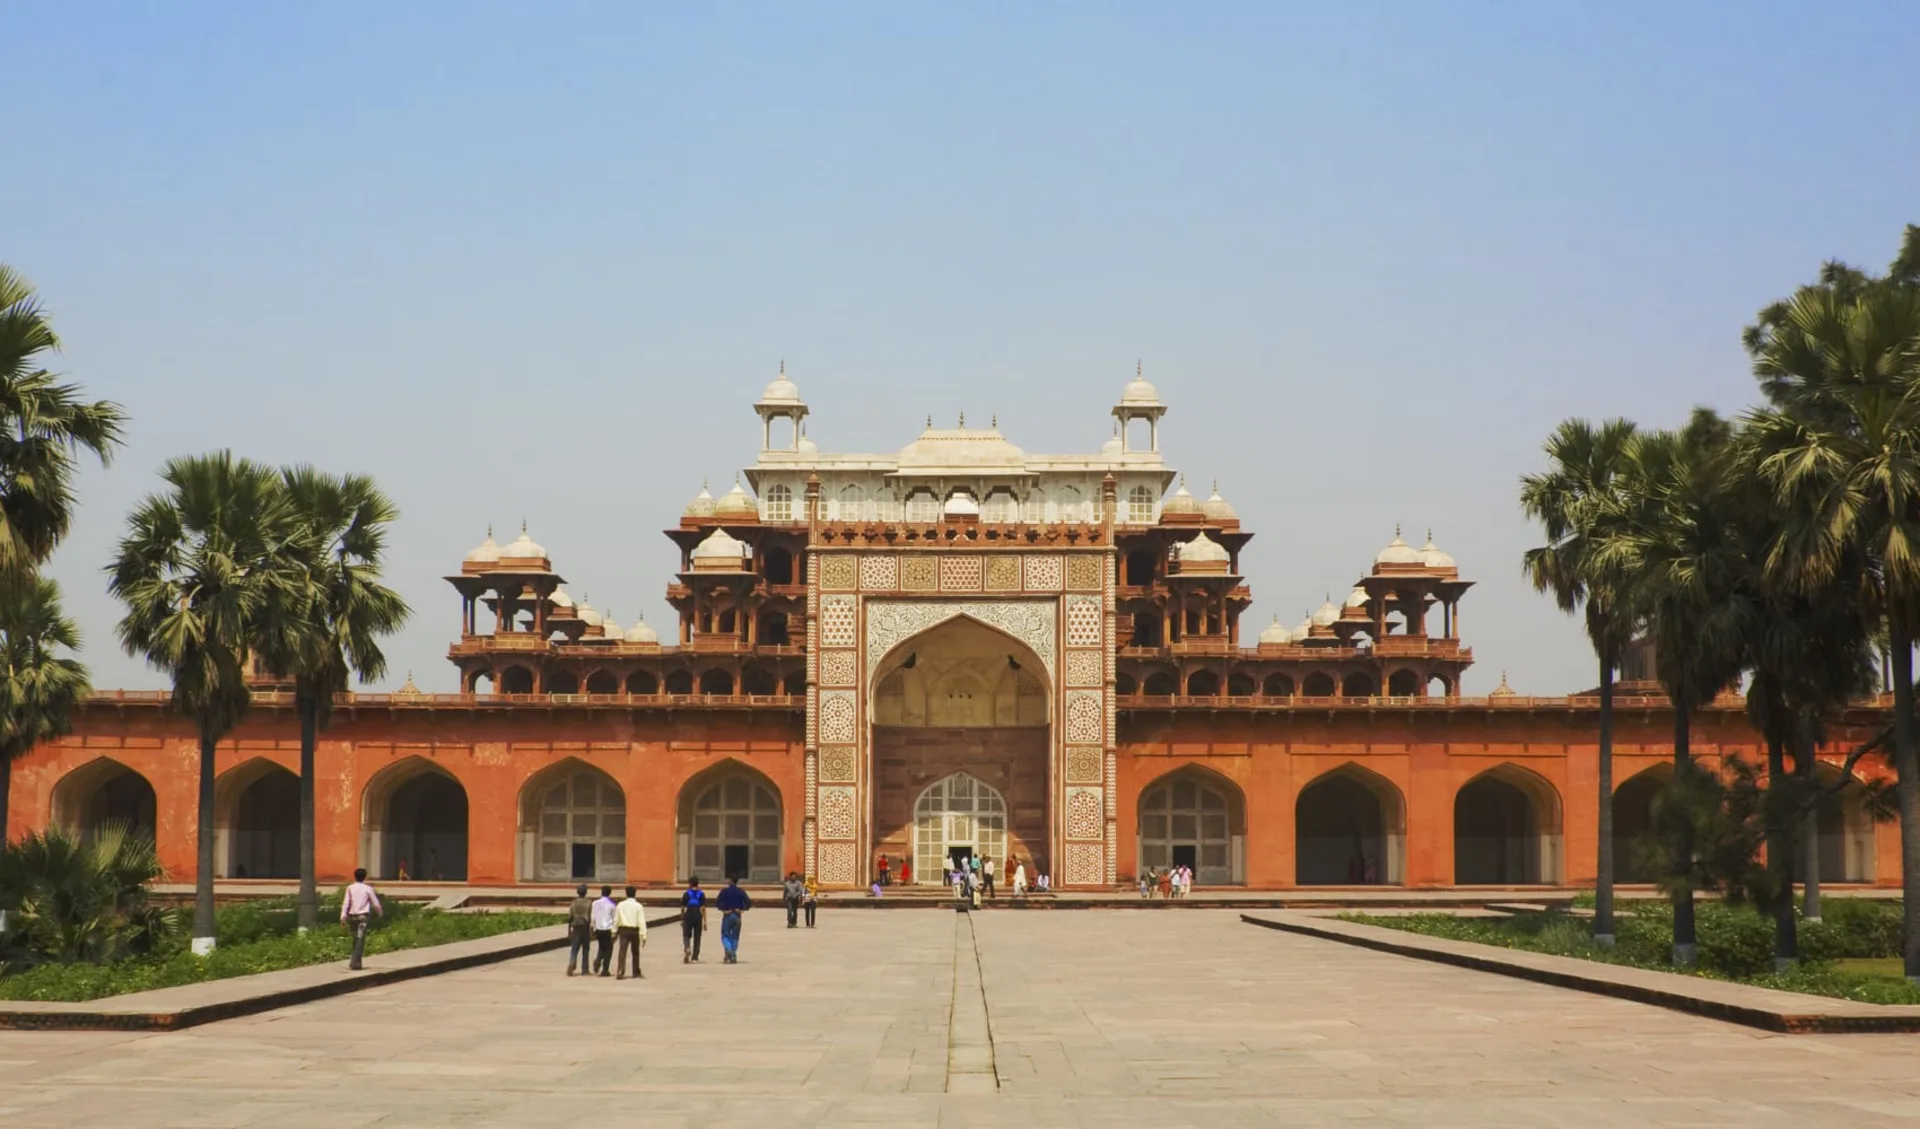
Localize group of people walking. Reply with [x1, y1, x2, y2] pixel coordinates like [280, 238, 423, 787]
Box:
[781, 872, 819, 928]
[1139, 865, 1195, 898]
[566, 884, 652, 978]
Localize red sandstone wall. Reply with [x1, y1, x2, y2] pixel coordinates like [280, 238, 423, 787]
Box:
[870, 724, 1048, 877]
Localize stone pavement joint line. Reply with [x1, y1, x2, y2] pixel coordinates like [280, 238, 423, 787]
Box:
[945, 909, 998, 1093]
[1242, 910, 1920, 1034]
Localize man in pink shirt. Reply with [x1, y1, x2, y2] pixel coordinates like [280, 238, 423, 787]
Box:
[340, 868, 384, 970]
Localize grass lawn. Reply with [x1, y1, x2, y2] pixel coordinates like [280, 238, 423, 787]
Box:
[1345, 904, 1920, 1007]
[0, 895, 563, 1004]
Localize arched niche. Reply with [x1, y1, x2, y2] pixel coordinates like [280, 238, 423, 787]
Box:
[51, 758, 158, 846]
[1138, 767, 1246, 885]
[214, 758, 299, 878]
[676, 761, 783, 883]
[1455, 765, 1563, 884]
[1295, 764, 1406, 885]
[1612, 764, 1670, 883]
[518, 759, 626, 883]
[361, 758, 469, 881]
[870, 616, 1049, 728]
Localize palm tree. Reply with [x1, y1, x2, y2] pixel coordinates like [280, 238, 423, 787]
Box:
[1520, 417, 1639, 947]
[0, 576, 92, 846]
[1745, 278, 1920, 982]
[0, 265, 127, 580]
[254, 467, 409, 931]
[107, 452, 299, 952]
[1607, 411, 1752, 966]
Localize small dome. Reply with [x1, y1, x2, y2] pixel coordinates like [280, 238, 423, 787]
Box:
[691, 527, 749, 561]
[1489, 671, 1517, 698]
[714, 478, 758, 519]
[394, 671, 425, 698]
[760, 361, 802, 404]
[1296, 615, 1314, 639]
[1121, 361, 1161, 406]
[683, 481, 716, 518]
[1345, 586, 1370, 609]
[1421, 531, 1456, 569]
[1375, 527, 1421, 566]
[465, 528, 501, 564]
[548, 587, 575, 609]
[1202, 481, 1236, 521]
[1161, 478, 1201, 516]
[625, 615, 659, 644]
[501, 524, 546, 561]
[1178, 530, 1230, 564]
[1100, 430, 1123, 456]
[1259, 615, 1292, 645]
[599, 614, 620, 638]
[796, 432, 818, 454]
[575, 598, 603, 627]
[944, 491, 980, 518]
[1311, 597, 1340, 627]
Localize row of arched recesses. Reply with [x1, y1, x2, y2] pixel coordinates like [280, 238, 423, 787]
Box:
[1117, 670, 1452, 698]
[467, 667, 807, 696]
[1609, 763, 1876, 883]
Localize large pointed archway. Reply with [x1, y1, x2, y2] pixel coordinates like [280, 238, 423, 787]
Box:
[361, 758, 469, 881]
[1454, 765, 1563, 884]
[676, 761, 783, 883]
[518, 759, 627, 883]
[1612, 765, 1670, 883]
[1295, 764, 1406, 885]
[214, 758, 299, 878]
[51, 758, 157, 846]
[869, 614, 1051, 883]
[1138, 766, 1246, 886]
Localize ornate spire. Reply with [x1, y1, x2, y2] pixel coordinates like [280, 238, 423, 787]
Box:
[959, 410, 966, 427]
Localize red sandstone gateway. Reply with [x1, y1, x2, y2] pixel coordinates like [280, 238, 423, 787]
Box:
[8, 367, 1896, 890]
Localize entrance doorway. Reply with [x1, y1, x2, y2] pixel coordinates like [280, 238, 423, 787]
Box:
[1171, 843, 1198, 871]
[948, 846, 972, 874]
[571, 843, 596, 880]
[724, 844, 751, 881]
[913, 773, 1008, 885]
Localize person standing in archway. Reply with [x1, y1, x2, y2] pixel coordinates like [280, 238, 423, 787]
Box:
[716, 875, 752, 963]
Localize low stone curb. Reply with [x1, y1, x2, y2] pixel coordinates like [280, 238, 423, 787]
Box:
[0, 913, 682, 1033]
[1241, 911, 1920, 1035]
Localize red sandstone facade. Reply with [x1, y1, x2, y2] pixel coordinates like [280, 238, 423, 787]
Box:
[4, 368, 1898, 889]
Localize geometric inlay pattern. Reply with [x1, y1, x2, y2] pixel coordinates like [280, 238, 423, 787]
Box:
[818, 554, 856, 591]
[819, 594, 857, 648]
[818, 649, 857, 688]
[819, 745, 858, 783]
[985, 555, 1020, 592]
[1063, 689, 1105, 745]
[1064, 649, 1104, 688]
[817, 690, 857, 743]
[1065, 745, 1105, 784]
[818, 785, 858, 839]
[864, 599, 1057, 684]
[1066, 554, 1102, 591]
[1023, 554, 1063, 592]
[1064, 841, 1104, 886]
[859, 554, 898, 591]
[817, 841, 857, 885]
[939, 555, 984, 592]
[1064, 594, 1103, 647]
[902, 556, 936, 592]
[1065, 785, 1104, 839]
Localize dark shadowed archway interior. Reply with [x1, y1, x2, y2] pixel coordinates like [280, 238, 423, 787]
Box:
[378, 769, 469, 880]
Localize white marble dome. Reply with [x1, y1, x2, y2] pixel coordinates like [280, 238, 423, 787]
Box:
[1311, 598, 1340, 627]
[1296, 615, 1314, 638]
[625, 615, 659, 644]
[683, 482, 716, 518]
[760, 363, 802, 404]
[464, 529, 501, 564]
[1421, 533, 1456, 569]
[1202, 482, 1237, 521]
[1345, 586, 1370, 609]
[548, 587, 575, 609]
[1178, 530, 1230, 564]
[501, 525, 546, 561]
[1121, 362, 1161, 406]
[691, 527, 749, 561]
[714, 479, 758, 519]
[1375, 529, 1421, 566]
[575, 598, 603, 627]
[1259, 615, 1292, 645]
[1100, 430, 1123, 456]
[1161, 479, 1201, 516]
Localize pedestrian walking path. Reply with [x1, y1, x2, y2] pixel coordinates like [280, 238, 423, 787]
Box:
[3, 910, 1919, 1126]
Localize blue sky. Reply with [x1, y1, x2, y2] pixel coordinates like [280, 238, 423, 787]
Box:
[8, 3, 1917, 694]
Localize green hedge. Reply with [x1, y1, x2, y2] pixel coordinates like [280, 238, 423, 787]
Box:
[0, 894, 561, 1003]
[1344, 899, 1919, 1006]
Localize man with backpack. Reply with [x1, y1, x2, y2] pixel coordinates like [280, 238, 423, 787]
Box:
[680, 876, 708, 963]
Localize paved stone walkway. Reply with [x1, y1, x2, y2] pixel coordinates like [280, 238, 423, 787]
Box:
[3, 910, 1920, 1126]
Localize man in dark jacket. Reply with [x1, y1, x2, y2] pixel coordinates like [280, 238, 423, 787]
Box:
[566, 884, 593, 976]
[782, 872, 806, 928]
[716, 876, 752, 964]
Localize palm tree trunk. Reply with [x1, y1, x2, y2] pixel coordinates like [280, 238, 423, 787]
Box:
[193, 725, 218, 953]
[1797, 721, 1821, 922]
[1892, 632, 1919, 984]
[1766, 733, 1797, 971]
[296, 693, 318, 932]
[1671, 690, 1697, 967]
[1594, 647, 1616, 947]
[0, 756, 11, 849]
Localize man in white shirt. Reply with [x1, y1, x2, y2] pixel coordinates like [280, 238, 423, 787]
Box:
[614, 886, 648, 980]
[590, 886, 617, 977]
[340, 868, 384, 971]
